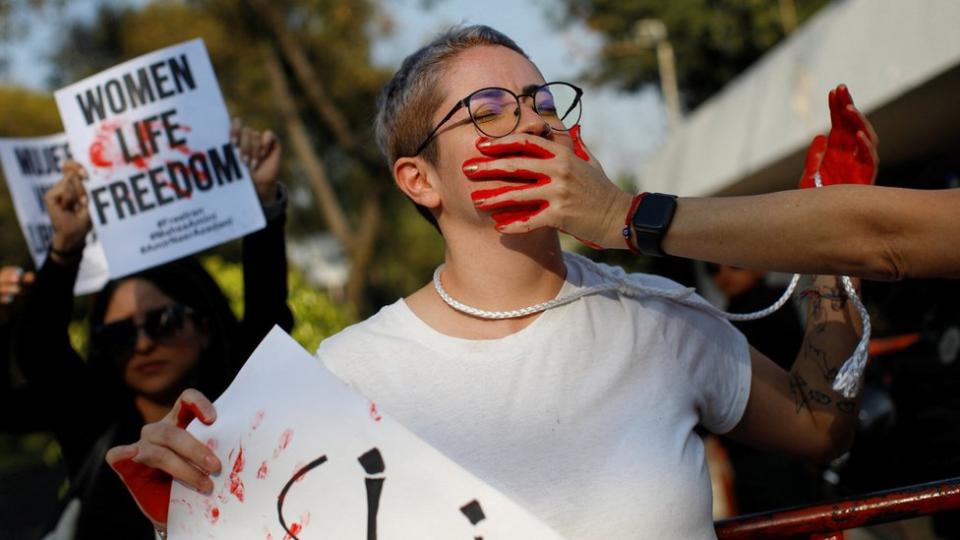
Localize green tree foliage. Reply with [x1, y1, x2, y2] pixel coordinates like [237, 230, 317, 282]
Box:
[558, 0, 827, 109]
[202, 255, 354, 352]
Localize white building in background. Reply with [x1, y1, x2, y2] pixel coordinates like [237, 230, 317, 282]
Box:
[288, 234, 350, 292]
[637, 0, 960, 196]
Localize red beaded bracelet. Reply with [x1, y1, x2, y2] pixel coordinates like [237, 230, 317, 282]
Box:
[622, 192, 648, 255]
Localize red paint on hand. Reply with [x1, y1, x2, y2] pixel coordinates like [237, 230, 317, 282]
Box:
[112, 457, 173, 524]
[490, 202, 549, 227]
[175, 400, 209, 429]
[475, 137, 556, 159]
[799, 85, 876, 188]
[469, 169, 551, 201]
[569, 125, 589, 161]
[229, 445, 245, 502]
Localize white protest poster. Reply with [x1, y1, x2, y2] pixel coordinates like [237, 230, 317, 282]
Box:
[168, 327, 565, 540]
[53, 38, 264, 278]
[0, 134, 109, 295]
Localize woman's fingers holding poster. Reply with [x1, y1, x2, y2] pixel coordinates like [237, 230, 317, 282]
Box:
[106, 388, 220, 526]
[45, 160, 91, 258]
[231, 118, 282, 204]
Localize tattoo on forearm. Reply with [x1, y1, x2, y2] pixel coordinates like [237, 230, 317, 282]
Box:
[789, 373, 809, 414]
[808, 388, 832, 405]
[836, 400, 856, 414]
[803, 341, 837, 381]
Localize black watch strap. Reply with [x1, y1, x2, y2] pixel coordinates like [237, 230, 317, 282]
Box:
[630, 193, 678, 257]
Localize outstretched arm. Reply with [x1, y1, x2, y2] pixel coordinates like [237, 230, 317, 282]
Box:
[664, 186, 960, 280]
[664, 84, 958, 280]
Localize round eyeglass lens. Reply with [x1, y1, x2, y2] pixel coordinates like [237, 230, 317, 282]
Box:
[468, 88, 521, 138]
[536, 83, 581, 131]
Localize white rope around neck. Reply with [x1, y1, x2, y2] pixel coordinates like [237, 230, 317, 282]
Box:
[434, 171, 871, 398]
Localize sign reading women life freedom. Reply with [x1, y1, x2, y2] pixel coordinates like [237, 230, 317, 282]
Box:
[169, 328, 565, 540]
[54, 39, 264, 278]
[0, 134, 109, 295]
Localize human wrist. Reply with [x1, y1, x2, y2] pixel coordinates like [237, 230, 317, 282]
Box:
[50, 234, 86, 265]
[625, 192, 678, 257]
[601, 190, 635, 249]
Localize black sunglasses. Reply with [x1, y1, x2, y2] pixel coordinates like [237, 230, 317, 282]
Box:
[91, 304, 196, 362]
[412, 81, 584, 156]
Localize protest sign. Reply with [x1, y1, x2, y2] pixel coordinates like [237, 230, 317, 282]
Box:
[168, 327, 565, 539]
[0, 134, 109, 294]
[54, 38, 264, 278]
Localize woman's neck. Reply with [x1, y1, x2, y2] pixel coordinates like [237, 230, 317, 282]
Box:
[135, 394, 175, 424]
[405, 226, 567, 339]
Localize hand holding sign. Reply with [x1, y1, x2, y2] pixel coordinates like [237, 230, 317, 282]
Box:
[230, 118, 282, 205]
[45, 161, 92, 261]
[106, 388, 221, 531]
[54, 39, 267, 278]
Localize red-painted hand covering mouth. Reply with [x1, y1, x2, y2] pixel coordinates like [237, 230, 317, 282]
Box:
[466, 137, 557, 227]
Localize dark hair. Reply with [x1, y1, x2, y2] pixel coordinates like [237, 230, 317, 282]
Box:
[88, 256, 240, 401]
[374, 25, 529, 230]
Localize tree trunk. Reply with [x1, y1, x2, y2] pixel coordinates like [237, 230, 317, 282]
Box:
[262, 44, 353, 246]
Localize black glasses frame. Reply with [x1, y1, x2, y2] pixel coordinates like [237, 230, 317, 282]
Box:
[91, 303, 196, 362]
[412, 81, 584, 156]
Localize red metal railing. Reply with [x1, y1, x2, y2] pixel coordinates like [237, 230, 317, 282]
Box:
[715, 476, 960, 539]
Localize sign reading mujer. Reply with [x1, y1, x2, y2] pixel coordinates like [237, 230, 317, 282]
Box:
[54, 38, 264, 278]
[0, 134, 109, 295]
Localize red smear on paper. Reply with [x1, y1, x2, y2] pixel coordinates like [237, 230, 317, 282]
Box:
[229, 445, 245, 502]
[112, 458, 172, 524]
[369, 403, 382, 422]
[274, 429, 294, 459]
[257, 460, 269, 479]
[158, 162, 193, 199]
[131, 120, 156, 170]
[283, 523, 302, 540]
[569, 125, 589, 161]
[251, 410, 265, 430]
[291, 461, 307, 483]
[88, 122, 120, 169]
[203, 499, 220, 524]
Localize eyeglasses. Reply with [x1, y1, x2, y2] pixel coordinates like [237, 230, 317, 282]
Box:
[413, 81, 584, 156]
[91, 304, 195, 362]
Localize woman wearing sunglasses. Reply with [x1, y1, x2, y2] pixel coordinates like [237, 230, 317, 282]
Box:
[12, 120, 293, 539]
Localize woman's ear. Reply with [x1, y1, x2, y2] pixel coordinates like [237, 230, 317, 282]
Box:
[394, 157, 441, 210]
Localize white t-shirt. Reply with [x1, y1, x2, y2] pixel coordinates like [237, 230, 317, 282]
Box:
[316, 253, 751, 539]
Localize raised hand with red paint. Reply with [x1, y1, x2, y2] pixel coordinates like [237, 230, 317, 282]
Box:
[799, 84, 879, 189]
[230, 117, 283, 205]
[466, 125, 632, 249]
[106, 388, 220, 530]
[45, 160, 92, 263]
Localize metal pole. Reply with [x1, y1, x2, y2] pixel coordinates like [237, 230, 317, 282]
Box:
[656, 40, 681, 131]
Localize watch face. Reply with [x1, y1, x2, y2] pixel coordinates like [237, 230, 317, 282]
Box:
[633, 194, 677, 230]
